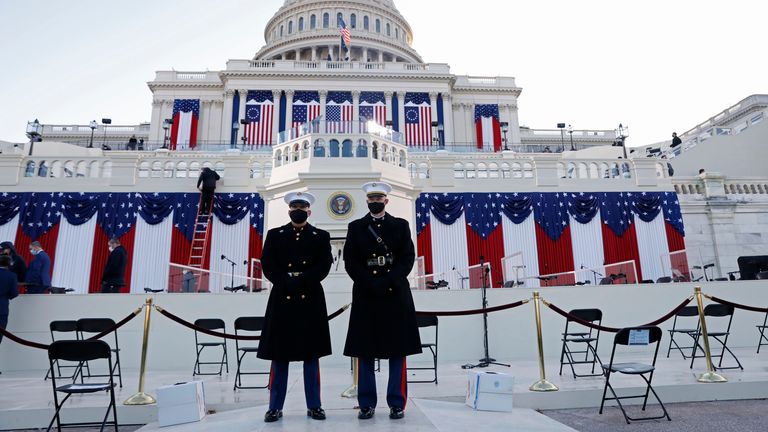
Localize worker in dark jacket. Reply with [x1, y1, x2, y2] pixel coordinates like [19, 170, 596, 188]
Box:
[25, 241, 51, 294]
[196, 167, 220, 215]
[101, 238, 128, 293]
[343, 182, 421, 421]
[258, 191, 333, 423]
[0, 241, 27, 283]
[0, 255, 20, 368]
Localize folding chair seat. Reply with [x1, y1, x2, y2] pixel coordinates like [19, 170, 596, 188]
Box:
[598, 277, 614, 285]
[599, 326, 670, 424]
[44, 320, 80, 381]
[559, 308, 603, 378]
[77, 318, 123, 388]
[755, 271, 768, 280]
[407, 315, 439, 384]
[688, 304, 743, 370]
[233, 316, 269, 390]
[47, 340, 118, 432]
[193, 318, 230, 376]
[665, 306, 699, 359]
[757, 310, 768, 354]
[656, 276, 672, 283]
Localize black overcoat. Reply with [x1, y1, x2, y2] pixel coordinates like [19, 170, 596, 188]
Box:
[343, 213, 422, 358]
[102, 246, 128, 286]
[257, 222, 333, 361]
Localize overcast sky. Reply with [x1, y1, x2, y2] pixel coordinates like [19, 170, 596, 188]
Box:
[0, 0, 765, 146]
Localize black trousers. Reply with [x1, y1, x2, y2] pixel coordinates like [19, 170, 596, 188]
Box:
[25, 285, 47, 294]
[200, 189, 214, 214]
[101, 282, 122, 294]
[0, 313, 7, 344]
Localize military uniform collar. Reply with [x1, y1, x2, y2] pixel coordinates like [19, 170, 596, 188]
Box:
[367, 213, 388, 222]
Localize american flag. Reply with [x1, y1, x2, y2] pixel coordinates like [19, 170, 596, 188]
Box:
[292, 91, 321, 131]
[326, 91, 353, 133]
[170, 99, 200, 150]
[21, 192, 63, 240]
[474, 104, 502, 152]
[244, 90, 274, 147]
[404, 92, 433, 148]
[339, 17, 351, 46]
[360, 91, 386, 132]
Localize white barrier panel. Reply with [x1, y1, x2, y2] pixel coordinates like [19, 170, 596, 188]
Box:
[412, 262, 492, 290]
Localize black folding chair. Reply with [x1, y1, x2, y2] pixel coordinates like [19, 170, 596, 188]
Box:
[688, 304, 743, 370]
[47, 340, 118, 432]
[193, 318, 229, 376]
[656, 276, 672, 283]
[599, 326, 670, 424]
[44, 320, 80, 381]
[77, 318, 123, 388]
[757, 310, 768, 354]
[233, 316, 269, 390]
[665, 306, 699, 359]
[559, 309, 603, 378]
[407, 315, 439, 384]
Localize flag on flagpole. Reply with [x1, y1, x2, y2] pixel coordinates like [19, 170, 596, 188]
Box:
[244, 91, 274, 147]
[339, 17, 351, 46]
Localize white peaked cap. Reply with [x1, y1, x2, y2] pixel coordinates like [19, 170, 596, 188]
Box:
[284, 191, 316, 206]
[362, 182, 392, 197]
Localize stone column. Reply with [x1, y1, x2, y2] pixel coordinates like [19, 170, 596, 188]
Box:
[319, 90, 328, 133]
[150, 100, 163, 143]
[222, 90, 235, 143]
[295, 49, 301, 60]
[311, 46, 317, 61]
[209, 99, 224, 143]
[272, 90, 282, 145]
[397, 92, 406, 134]
[237, 88, 248, 146]
[352, 90, 361, 133]
[465, 103, 475, 147]
[378, 51, 384, 62]
[442, 93, 454, 149]
[328, 45, 334, 60]
[384, 91, 394, 125]
[285, 89, 295, 132]
[362, 47, 369, 62]
[200, 100, 212, 146]
[505, 103, 522, 146]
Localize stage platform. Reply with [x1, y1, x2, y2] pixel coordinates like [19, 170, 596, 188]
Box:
[1, 349, 766, 430]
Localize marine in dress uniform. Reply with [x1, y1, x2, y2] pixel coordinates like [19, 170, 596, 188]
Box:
[343, 182, 422, 420]
[257, 191, 333, 423]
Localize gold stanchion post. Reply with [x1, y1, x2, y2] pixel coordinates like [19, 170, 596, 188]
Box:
[341, 357, 358, 398]
[694, 287, 727, 383]
[530, 291, 558, 392]
[125, 298, 157, 405]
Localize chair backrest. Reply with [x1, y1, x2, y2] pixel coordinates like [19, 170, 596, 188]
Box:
[77, 318, 116, 334]
[756, 271, 768, 280]
[704, 303, 734, 318]
[599, 277, 614, 285]
[656, 276, 673, 283]
[614, 326, 663, 346]
[49, 340, 111, 362]
[416, 315, 438, 328]
[676, 305, 700, 317]
[195, 318, 225, 331]
[640, 279, 654, 284]
[502, 281, 515, 288]
[569, 308, 602, 323]
[234, 316, 265, 332]
[50, 320, 78, 334]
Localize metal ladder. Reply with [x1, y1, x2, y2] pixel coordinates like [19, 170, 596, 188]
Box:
[187, 198, 212, 269]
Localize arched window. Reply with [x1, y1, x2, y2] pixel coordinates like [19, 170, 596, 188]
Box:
[342, 139, 354, 157]
[386, 23, 391, 36]
[24, 161, 35, 177]
[375, 18, 381, 33]
[350, 14, 357, 28]
[288, 21, 293, 34]
[298, 17, 304, 31]
[363, 16, 369, 30]
[337, 12, 343, 27]
[280, 25, 284, 37]
[356, 139, 368, 157]
[38, 161, 49, 177]
[251, 162, 262, 179]
[330, 139, 340, 157]
[395, 27, 399, 39]
[314, 139, 326, 157]
[323, 13, 329, 28]
[310, 14, 316, 29]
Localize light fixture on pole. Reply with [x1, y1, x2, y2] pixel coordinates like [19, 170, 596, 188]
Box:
[240, 119, 248, 149]
[162, 119, 172, 149]
[557, 123, 566, 152]
[568, 124, 575, 151]
[614, 123, 629, 159]
[101, 118, 112, 148]
[500, 121, 509, 151]
[231, 121, 240, 149]
[25, 119, 42, 156]
[431, 121, 439, 148]
[437, 123, 445, 149]
[88, 120, 98, 148]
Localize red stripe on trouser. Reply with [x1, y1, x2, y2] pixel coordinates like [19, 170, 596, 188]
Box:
[317, 362, 321, 400]
[268, 362, 274, 396]
[401, 358, 407, 409]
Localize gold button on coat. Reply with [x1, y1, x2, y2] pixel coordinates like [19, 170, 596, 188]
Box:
[286, 295, 291, 300]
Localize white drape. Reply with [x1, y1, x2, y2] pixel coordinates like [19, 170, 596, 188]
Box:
[177, 111, 193, 148]
[430, 214, 470, 290]
[208, 217, 250, 293]
[0, 214, 19, 245]
[569, 212, 605, 285]
[51, 217, 97, 294]
[634, 214, 670, 283]
[480, 117, 494, 152]
[502, 215, 540, 288]
[130, 215, 173, 293]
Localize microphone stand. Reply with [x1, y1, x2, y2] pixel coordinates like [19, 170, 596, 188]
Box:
[581, 265, 603, 285]
[464, 256, 510, 369]
[222, 255, 237, 292]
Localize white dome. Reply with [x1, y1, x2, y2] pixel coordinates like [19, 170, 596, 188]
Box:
[255, 0, 422, 63]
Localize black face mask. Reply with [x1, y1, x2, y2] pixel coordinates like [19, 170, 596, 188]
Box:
[368, 202, 386, 215]
[289, 209, 309, 224]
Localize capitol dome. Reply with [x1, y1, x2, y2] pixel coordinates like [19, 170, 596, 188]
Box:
[254, 0, 422, 63]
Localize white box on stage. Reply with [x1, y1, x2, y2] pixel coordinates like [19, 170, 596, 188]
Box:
[465, 371, 515, 412]
[157, 381, 206, 427]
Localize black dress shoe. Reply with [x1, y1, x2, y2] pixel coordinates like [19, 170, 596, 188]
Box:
[264, 409, 283, 422]
[389, 407, 405, 420]
[307, 407, 326, 420]
[358, 407, 375, 419]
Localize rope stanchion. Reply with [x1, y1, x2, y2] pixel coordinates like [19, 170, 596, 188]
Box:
[542, 297, 694, 333]
[416, 299, 529, 317]
[705, 295, 768, 314]
[694, 287, 727, 383]
[0, 326, 49, 350]
[86, 306, 144, 341]
[125, 298, 157, 406]
[529, 291, 557, 392]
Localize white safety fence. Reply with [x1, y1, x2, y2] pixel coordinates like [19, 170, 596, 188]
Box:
[167, 262, 270, 294]
[411, 262, 492, 290]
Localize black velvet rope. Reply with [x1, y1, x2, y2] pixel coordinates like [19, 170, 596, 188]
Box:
[156, 304, 350, 341]
[416, 299, 528, 317]
[545, 297, 693, 333]
[708, 296, 768, 313]
[85, 309, 142, 341]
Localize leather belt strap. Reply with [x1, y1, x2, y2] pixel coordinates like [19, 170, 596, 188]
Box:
[367, 257, 394, 267]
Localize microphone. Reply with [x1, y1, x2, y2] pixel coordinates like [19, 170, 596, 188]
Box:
[221, 254, 226, 260]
